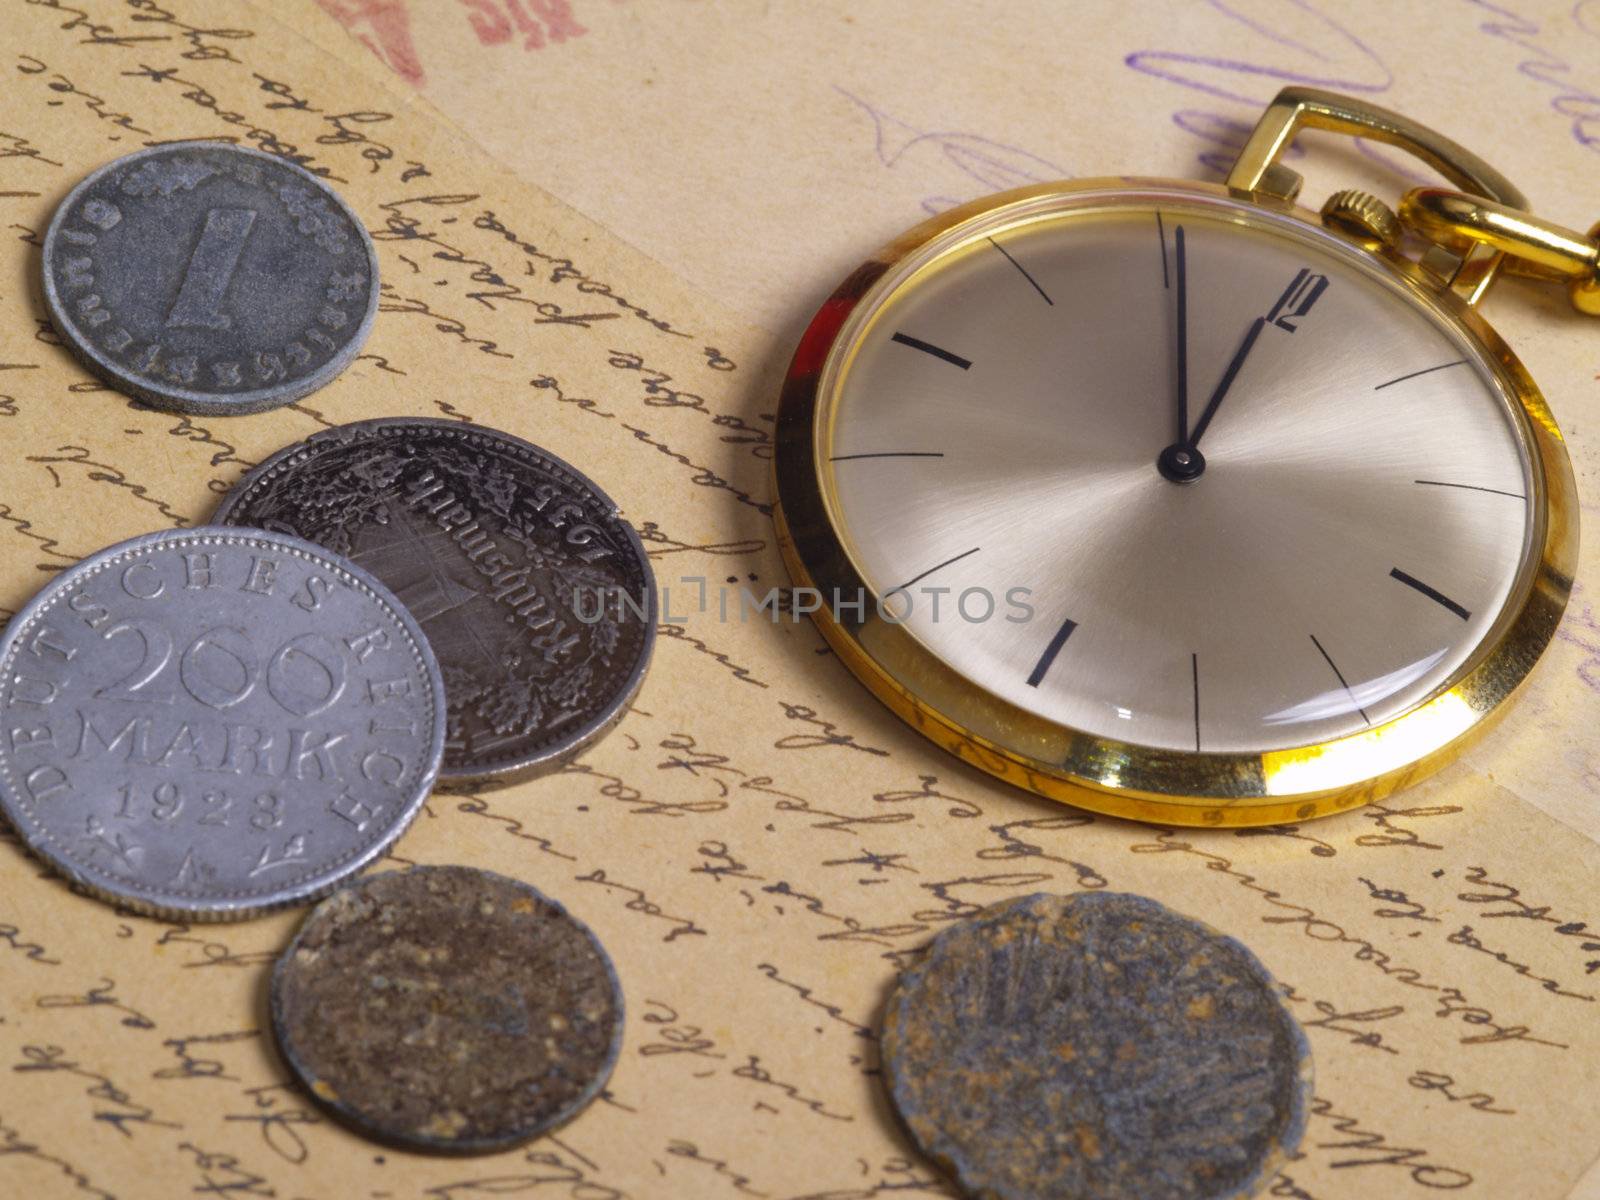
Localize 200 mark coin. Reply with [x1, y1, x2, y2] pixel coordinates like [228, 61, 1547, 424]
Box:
[0, 527, 445, 921]
[41, 142, 379, 415]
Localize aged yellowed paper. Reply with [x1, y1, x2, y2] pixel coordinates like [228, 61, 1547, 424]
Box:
[0, 2, 1598, 1199]
[301, 3, 1600, 330]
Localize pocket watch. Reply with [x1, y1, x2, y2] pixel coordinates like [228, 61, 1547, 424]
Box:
[774, 88, 1593, 827]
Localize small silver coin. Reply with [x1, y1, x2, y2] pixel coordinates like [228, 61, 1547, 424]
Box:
[0, 527, 445, 921]
[881, 892, 1313, 1200]
[213, 418, 656, 788]
[41, 142, 379, 415]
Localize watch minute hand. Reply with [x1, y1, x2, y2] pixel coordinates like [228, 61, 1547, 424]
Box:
[1174, 224, 1189, 444]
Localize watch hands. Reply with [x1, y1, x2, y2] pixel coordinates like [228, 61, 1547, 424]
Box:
[1158, 265, 1319, 484]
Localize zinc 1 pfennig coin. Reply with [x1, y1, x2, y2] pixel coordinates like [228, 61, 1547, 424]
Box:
[271, 865, 624, 1153]
[0, 527, 445, 921]
[881, 892, 1313, 1200]
[212, 418, 657, 788]
[41, 142, 379, 415]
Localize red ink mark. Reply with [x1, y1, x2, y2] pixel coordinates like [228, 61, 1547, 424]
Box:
[524, 0, 587, 44]
[459, 0, 513, 45]
[316, 0, 427, 87]
[459, 0, 587, 51]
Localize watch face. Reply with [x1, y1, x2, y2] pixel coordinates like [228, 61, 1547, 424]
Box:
[819, 193, 1536, 755]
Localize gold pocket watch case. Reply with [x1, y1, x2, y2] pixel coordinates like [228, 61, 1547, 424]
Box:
[774, 88, 1585, 827]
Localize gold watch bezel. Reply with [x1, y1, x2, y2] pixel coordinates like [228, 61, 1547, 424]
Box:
[772, 178, 1577, 827]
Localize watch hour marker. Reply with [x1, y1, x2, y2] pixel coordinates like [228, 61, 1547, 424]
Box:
[895, 546, 980, 593]
[1264, 268, 1329, 332]
[1414, 479, 1525, 500]
[830, 451, 945, 462]
[1390, 568, 1471, 620]
[891, 332, 971, 371]
[988, 237, 1053, 305]
[1191, 652, 1201, 751]
[1026, 615, 1078, 688]
[1374, 359, 1468, 390]
[1309, 633, 1371, 724]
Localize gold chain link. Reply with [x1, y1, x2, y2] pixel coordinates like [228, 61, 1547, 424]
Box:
[1398, 190, 1600, 315]
[1229, 88, 1599, 315]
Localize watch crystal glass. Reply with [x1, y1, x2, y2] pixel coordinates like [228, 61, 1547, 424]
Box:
[821, 192, 1536, 754]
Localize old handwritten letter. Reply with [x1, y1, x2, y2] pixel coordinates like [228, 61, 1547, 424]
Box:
[2, 2, 1599, 1198]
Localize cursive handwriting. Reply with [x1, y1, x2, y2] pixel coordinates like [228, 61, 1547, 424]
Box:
[574, 868, 708, 942]
[1132, 832, 1567, 1048]
[14, 1043, 181, 1138]
[37, 978, 155, 1030]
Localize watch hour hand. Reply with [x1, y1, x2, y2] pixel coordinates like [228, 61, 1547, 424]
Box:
[1185, 315, 1266, 449]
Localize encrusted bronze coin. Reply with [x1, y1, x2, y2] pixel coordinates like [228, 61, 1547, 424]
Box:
[213, 418, 656, 788]
[271, 865, 623, 1153]
[881, 892, 1311, 1200]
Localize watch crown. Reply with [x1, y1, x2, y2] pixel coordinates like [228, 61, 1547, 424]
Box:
[1321, 189, 1402, 248]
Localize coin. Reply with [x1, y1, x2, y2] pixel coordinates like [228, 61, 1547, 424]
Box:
[0, 527, 444, 921]
[213, 418, 657, 787]
[41, 142, 379, 415]
[271, 864, 624, 1152]
[881, 892, 1312, 1200]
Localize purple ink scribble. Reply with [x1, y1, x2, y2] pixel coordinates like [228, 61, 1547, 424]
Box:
[1555, 580, 1600, 695]
[833, 87, 1069, 216]
[1578, 0, 1600, 39]
[1125, 0, 1392, 107]
[1126, 0, 1393, 178]
[1463, 0, 1600, 155]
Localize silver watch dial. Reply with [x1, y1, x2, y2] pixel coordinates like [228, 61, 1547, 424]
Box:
[823, 195, 1535, 754]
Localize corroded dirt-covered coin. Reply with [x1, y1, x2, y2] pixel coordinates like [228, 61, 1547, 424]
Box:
[41, 142, 378, 414]
[271, 865, 624, 1152]
[881, 892, 1312, 1200]
[0, 527, 445, 921]
[212, 418, 656, 787]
